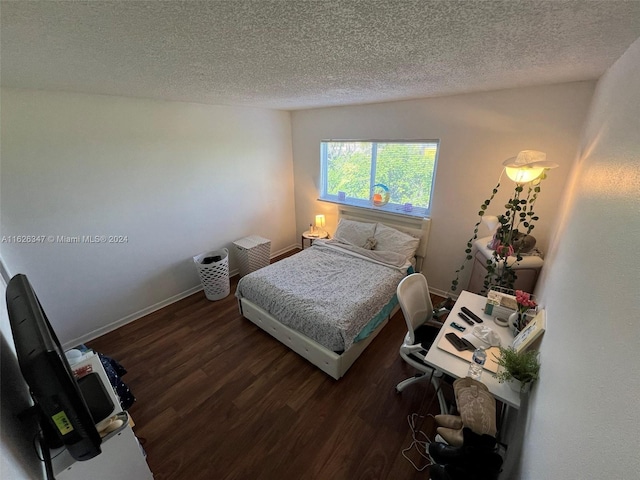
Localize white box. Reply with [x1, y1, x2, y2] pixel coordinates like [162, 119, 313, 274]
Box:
[484, 288, 518, 319]
[233, 235, 271, 277]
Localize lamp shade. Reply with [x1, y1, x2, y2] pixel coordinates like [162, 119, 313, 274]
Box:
[504, 166, 546, 184]
[503, 150, 558, 184]
[315, 214, 326, 228]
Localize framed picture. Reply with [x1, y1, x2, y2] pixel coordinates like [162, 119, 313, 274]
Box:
[512, 309, 546, 353]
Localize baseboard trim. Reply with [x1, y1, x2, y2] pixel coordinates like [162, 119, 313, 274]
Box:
[62, 243, 299, 349]
[62, 284, 205, 349]
[430, 287, 456, 300]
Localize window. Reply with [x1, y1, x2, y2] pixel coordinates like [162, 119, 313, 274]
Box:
[319, 140, 439, 217]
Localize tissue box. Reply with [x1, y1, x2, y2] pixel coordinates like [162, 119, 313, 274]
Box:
[484, 289, 518, 319]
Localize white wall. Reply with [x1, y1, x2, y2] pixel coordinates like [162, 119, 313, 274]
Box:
[0, 89, 295, 346]
[518, 38, 640, 478]
[290, 83, 595, 296]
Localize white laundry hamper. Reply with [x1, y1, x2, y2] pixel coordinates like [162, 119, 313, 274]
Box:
[193, 248, 230, 301]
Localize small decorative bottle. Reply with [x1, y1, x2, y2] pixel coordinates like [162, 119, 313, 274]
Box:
[467, 347, 487, 381]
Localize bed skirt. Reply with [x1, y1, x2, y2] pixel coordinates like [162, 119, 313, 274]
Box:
[239, 297, 397, 379]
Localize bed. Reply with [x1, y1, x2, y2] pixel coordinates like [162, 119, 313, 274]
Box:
[235, 206, 431, 379]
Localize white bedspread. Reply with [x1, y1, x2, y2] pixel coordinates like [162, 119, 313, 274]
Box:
[235, 241, 409, 352]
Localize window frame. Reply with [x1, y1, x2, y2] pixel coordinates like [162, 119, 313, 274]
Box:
[319, 139, 439, 218]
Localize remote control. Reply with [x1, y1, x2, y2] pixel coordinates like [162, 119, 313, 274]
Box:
[445, 332, 467, 351]
[457, 311, 475, 325]
[461, 306, 484, 323]
[445, 332, 476, 352]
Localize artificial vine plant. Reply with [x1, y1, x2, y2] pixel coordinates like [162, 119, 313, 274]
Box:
[450, 171, 548, 295]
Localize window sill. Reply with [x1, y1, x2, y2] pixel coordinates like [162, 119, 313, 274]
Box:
[318, 197, 429, 219]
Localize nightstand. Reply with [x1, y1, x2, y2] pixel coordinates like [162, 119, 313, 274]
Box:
[468, 236, 544, 294]
[301, 230, 328, 249]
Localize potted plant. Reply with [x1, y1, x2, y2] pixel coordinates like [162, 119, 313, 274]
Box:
[493, 346, 540, 393]
[450, 151, 557, 295]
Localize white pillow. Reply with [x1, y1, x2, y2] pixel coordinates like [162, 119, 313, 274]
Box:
[334, 218, 377, 247]
[373, 223, 420, 260]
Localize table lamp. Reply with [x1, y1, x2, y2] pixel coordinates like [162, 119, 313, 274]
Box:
[315, 214, 326, 235]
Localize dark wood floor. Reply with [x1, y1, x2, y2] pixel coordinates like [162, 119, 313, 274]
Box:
[89, 250, 446, 480]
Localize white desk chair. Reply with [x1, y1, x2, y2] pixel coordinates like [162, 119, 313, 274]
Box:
[396, 273, 449, 412]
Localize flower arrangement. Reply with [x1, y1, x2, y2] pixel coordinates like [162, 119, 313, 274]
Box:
[516, 290, 537, 314]
[494, 242, 514, 258]
[514, 290, 537, 331]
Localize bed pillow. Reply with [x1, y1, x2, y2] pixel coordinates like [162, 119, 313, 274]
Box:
[373, 222, 421, 260]
[334, 218, 377, 247]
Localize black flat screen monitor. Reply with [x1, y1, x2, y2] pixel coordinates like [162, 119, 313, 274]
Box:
[6, 274, 102, 461]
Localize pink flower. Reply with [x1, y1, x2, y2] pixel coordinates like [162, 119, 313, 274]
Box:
[495, 243, 514, 258]
[515, 290, 537, 314]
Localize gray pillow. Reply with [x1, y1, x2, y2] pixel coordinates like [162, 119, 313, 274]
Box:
[374, 223, 420, 260]
[334, 218, 377, 248]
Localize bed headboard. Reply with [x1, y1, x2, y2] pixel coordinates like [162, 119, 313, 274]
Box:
[337, 205, 431, 272]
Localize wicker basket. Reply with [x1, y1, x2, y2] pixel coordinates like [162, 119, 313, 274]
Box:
[193, 248, 230, 301]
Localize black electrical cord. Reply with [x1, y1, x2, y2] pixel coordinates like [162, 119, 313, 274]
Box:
[37, 431, 55, 480]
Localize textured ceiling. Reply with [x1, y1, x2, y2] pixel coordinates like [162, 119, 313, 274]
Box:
[2, 1, 640, 110]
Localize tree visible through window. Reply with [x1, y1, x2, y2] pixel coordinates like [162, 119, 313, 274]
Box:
[320, 140, 438, 216]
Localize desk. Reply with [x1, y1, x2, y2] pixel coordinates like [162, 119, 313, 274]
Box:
[424, 290, 520, 410]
